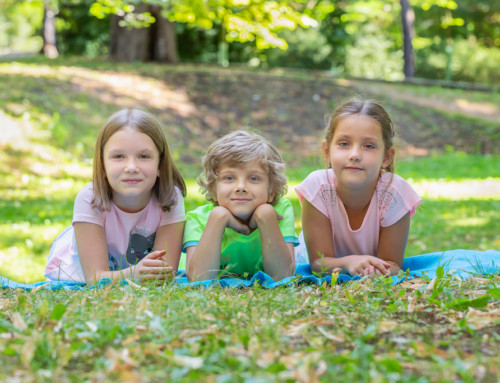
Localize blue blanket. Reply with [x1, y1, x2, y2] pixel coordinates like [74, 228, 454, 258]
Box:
[2, 249, 499, 291]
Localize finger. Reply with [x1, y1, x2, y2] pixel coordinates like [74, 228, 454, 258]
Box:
[140, 264, 173, 272]
[145, 250, 167, 259]
[141, 259, 170, 268]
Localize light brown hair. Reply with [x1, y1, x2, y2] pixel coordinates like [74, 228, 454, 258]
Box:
[325, 98, 396, 173]
[198, 130, 287, 205]
[92, 108, 186, 211]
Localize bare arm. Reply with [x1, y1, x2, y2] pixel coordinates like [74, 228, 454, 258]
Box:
[377, 211, 411, 276]
[153, 221, 185, 272]
[74, 222, 173, 284]
[250, 204, 295, 281]
[302, 199, 390, 276]
[301, 199, 343, 275]
[185, 206, 249, 281]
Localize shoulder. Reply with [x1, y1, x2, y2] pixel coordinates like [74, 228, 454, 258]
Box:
[186, 204, 215, 220]
[74, 183, 96, 209]
[296, 169, 336, 207]
[378, 173, 418, 195]
[75, 183, 94, 200]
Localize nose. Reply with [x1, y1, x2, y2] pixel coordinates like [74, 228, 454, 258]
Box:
[125, 158, 138, 173]
[349, 145, 361, 162]
[235, 178, 247, 192]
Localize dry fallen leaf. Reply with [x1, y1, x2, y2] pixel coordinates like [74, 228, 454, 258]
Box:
[170, 354, 204, 369]
[11, 313, 27, 331]
[465, 308, 500, 329]
[316, 326, 344, 342]
[378, 320, 398, 333]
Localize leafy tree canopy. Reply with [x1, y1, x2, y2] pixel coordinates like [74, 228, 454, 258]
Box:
[89, 0, 332, 49]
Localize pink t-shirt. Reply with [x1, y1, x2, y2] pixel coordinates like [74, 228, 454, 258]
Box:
[44, 183, 185, 282]
[295, 170, 421, 259]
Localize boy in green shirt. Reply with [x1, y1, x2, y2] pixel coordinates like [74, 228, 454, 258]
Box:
[183, 130, 298, 281]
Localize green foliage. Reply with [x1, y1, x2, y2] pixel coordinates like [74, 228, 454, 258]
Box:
[345, 24, 404, 80]
[0, 0, 44, 53]
[58, 0, 110, 56]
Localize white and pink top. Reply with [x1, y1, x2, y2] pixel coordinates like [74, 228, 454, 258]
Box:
[295, 170, 421, 259]
[45, 183, 185, 282]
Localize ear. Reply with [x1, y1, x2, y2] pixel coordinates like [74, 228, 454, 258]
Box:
[321, 140, 329, 162]
[382, 147, 395, 169]
[267, 191, 276, 204]
[211, 184, 218, 203]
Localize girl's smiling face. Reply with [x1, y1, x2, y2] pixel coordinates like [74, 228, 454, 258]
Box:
[103, 127, 160, 212]
[323, 115, 394, 194]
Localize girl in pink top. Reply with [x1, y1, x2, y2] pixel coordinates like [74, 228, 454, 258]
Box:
[45, 109, 187, 284]
[296, 99, 421, 277]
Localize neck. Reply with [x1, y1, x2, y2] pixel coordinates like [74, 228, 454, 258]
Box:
[336, 180, 377, 212]
[112, 191, 152, 213]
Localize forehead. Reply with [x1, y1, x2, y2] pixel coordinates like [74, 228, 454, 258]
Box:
[334, 115, 383, 139]
[103, 129, 159, 155]
[218, 160, 268, 174]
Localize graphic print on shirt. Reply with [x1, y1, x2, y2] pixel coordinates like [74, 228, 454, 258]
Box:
[126, 232, 156, 264]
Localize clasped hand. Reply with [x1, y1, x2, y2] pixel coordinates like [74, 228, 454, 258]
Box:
[133, 250, 175, 281]
[215, 204, 283, 236]
[344, 255, 391, 277]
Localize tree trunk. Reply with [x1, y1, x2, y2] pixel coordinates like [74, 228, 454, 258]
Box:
[400, 0, 415, 78]
[110, 3, 178, 63]
[41, 1, 58, 58]
[150, 5, 178, 63]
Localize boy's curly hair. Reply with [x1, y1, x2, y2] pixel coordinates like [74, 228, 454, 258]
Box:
[198, 130, 288, 206]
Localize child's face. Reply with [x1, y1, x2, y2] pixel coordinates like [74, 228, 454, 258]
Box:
[103, 128, 160, 212]
[213, 160, 274, 222]
[322, 115, 394, 193]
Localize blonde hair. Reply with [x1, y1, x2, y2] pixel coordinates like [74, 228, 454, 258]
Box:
[325, 98, 396, 173]
[92, 108, 186, 211]
[198, 130, 287, 205]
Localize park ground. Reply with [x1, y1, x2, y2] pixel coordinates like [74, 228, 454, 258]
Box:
[0, 57, 499, 382]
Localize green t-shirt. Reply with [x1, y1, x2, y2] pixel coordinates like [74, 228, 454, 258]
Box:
[182, 198, 299, 277]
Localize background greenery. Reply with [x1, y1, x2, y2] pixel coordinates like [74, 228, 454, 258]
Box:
[0, 57, 499, 284]
[1, 0, 499, 84]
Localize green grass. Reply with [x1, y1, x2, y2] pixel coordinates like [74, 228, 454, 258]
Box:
[1, 57, 499, 382]
[1, 275, 499, 381]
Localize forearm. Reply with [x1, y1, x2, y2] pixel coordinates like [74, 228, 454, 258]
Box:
[186, 212, 226, 281]
[255, 208, 295, 281]
[84, 266, 135, 284]
[310, 256, 346, 276]
[386, 261, 402, 276]
[261, 234, 295, 281]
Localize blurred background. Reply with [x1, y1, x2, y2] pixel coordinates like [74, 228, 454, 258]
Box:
[1, 0, 499, 283]
[1, 0, 499, 84]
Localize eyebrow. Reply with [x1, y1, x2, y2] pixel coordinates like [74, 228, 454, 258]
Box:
[335, 135, 379, 141]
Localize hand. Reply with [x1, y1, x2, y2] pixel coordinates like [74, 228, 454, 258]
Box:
[248, 203, 283, 231]
[133, 250, 175, 281]
[211, 206, 251, 235]
[343, 255, 390, 277]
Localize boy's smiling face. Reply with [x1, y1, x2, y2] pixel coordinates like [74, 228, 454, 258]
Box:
[213, 160, 274, 222]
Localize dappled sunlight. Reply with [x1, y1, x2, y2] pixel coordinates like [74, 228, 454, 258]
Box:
[412, 179, 500, 199]
[455, 98, 498, 116]
[0, 64, 198, 117]
[451, 217, 489, 227]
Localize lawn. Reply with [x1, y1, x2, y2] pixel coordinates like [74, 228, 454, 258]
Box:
[0, 57, 499, 382]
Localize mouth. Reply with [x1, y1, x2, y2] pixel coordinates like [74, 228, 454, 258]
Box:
[231, 198, 251, 203]
[345, 166, 363, 171]
[122, 179, 142, 184]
